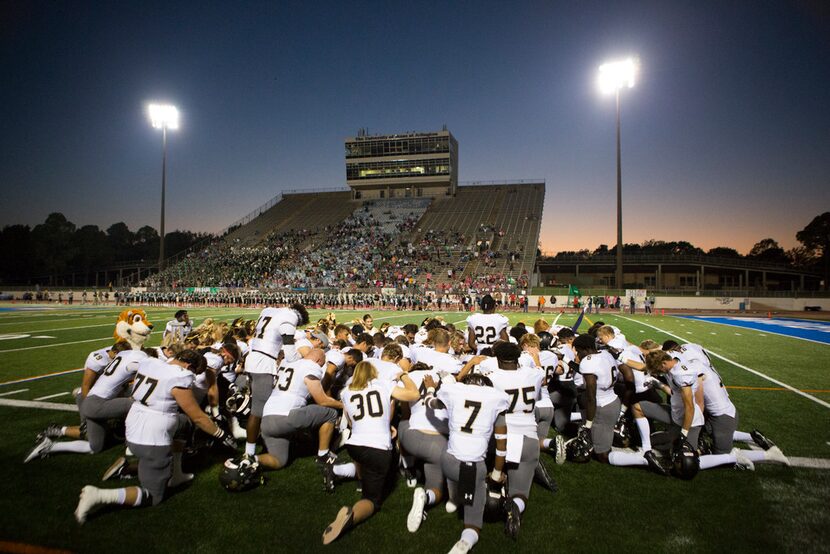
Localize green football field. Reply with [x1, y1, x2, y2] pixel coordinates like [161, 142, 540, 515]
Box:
[0, 305, 828, 553]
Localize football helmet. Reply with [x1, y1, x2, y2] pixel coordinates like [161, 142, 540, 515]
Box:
[225, 386, 251, 417]
[484, 479, 506, 520]
[537, 331, 554, 351]
[671, 440, 700, 480]
[567, 435, 593, 463]
[219, 456, 263, 492]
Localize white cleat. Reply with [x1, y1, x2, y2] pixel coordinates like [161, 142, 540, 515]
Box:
[765, 446, 790, 466]
[554, 435, 567, 465]
[445, 500, 458, 514]
[74, 485, 101, 524]
[24, 436, 54, 463]
[407, 487, 427, 533]
[732, 448, 755, 471]
[448, 539, 473, 554]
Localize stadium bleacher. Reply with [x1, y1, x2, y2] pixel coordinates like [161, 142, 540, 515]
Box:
[144, 183, 544, 292]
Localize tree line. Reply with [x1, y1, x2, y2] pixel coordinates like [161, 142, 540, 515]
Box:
[0, 213, 210, 285]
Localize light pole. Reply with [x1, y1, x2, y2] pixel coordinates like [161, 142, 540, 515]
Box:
[598, 58, 637, 291]
[148, 104, 179, 272]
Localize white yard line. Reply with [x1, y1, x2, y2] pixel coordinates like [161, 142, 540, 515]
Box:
[0, 368, 83, 386]
[0, 337, 114, 353]
[618, 315, 830, 410]
[33, 391, 70, 401]
[789, 457, 830, 469]
[0, 398, 78, 412]
[0, 388, 28, 397]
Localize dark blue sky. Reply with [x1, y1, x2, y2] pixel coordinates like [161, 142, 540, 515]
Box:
[2, 1, 828, 253]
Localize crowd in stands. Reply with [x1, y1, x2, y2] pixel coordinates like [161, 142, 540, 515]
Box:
[140, 200, 536, 294]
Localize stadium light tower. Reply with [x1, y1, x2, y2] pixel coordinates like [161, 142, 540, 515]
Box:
[147, 104, 179, 271]
[598, 57, 638, 291]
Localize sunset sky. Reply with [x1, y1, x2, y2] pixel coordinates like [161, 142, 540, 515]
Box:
[2, 1, 828, 255]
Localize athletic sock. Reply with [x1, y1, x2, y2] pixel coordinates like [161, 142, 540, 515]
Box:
[608, 451, 647, 467]
[461, 528, 479, 547]
[50, 440, 93, 455]
[132, 488, 144, 507]
[542, 438, 554, 449]
[733, 431, 754, 443]
[333, 462, 356, 478]
[318, 449, 330, 458]
[245, 442, 257, 456]
[699, 454, 735, 470]
[60, 426, 69, 435]
[513, 497, 526, 513]
[426, 490, 437, 505]
[635, 418, 652, 451]
[743, 450, 767, 463]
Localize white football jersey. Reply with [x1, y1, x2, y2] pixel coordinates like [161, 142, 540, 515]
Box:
[667, 356, 705, 427]
[536, 350, 558, 408]
[700, 364, 736, 417]
[619, 345, 648, 392]
[437, 382, 510, 463]
[678, 343, 713, 367]
[367, 359, 403, 382]
[325, 349, 346, 373]
[125, 357, 195, 446]
[608, 335, 630, 351]
[84, 347, 111, 374]
[342, 379, 396, 450]
[412, 348, 463, 374]
[249, 307, 300, 359]
[556, 344, 584, 388]
[466, 313, 509, 353]
[578, 351, 619, 407]
[263, 358, 325, 417]
[163, 319, 192, 341]
[487, 367, 543, 439]
[88, 349, 148, 399]
[406, 369, 449, 434]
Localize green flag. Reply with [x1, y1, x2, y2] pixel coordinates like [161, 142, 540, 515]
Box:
[568, 284, 580, 296]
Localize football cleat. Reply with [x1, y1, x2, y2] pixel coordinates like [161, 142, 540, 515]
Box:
[403, 467, 418, 488]
[319, 460, 336, 494]
[765, 446, 790, 466]
[322, 506, 354, 545]
[36, 424, 64, 443]
[644, 450, 670, 477]
[168, 471, 195, 488]
[407, 487, 428, 533]
[445, 500, 458, 513]
[750, 429, 775, 451]
[503, 497, 522, 540]
[102, 456, 128, 481]
[731, 448, 755, 471]
[74, 485, 102, 524]
[554, 435, 567, 465]
[534, 460, 558, 493]
[448, 539, 473, 554]
[23, 436, 54, 463]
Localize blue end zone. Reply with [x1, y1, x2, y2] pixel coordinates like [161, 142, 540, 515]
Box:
[680, 316, 830, 345]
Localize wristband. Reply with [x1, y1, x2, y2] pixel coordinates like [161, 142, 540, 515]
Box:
[681, 428, 689, 438]
[426, 387, 436, 395]
[584, 420, 593, 429]
[619, 405, 628, 414]
[494, 433, 507, 440]
[494, 449, 507, 457]
[212, 427, 225, 439]
[491, 469, 503, 481]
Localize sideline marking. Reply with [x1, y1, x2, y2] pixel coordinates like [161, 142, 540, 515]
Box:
[34, 391, 70, 401]
[0, 388, 28, 397]
[680, 316, 830, 346]
[727, 385, 830, 393]
[618, 316, 830, 410]
[0, 368, 83, 386]
[0, 398, 78, 412]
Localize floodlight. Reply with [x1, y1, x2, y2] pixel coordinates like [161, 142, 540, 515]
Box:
[148, 104, 180, 130]
[598, 58, 638, 94]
